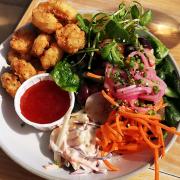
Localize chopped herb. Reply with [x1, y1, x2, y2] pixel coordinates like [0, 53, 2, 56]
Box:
[147, 109, 156, 115]
[136, 58, 141, 63]
[139, 101, 146, 107]
[137, 79, 143, 84]
[139, 63, 144, 70]
[129, 58, 135, 68]
[153, 85, 160, 94]
[143, 72, 147, 77]
[117, 99, 123, 105]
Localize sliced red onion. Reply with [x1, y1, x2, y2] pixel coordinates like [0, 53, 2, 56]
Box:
[144, 48, 156, 68]
[117, 85, 136, 93]
[130, 100, 151, 113]
[116, 86, 152, 95]
[129, 51, 150, 68]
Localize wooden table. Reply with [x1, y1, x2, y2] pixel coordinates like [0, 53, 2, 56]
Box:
[0, 0, 180, 179]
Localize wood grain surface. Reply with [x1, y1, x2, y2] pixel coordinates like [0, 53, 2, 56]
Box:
[1, 0, 180, 179]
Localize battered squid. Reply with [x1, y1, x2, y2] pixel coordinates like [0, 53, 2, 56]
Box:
[56, 24, 85, 54]
[7, 49, 32, 63]
[11, 59, 37, 82]
[1, 72, 21, 97]
[31, 34, 51, 56]
[49, 0, 77, 22]
[32, 2, 62, 34]
[10, 29, 36, 54]
[40, 42, 63, 70]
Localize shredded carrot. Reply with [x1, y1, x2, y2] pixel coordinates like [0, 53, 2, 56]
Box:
[119, 110, 162, 120]
[96, 104, 180, 180]
[102, 90, 119, 107]
[133, 118, 152, 130]
[144, 119, 180, 136]
[100, 126, 109, 146]
[157, 127, 165, 157]
[115, 113, 124, 136]
[103, 159, 119, 171]
[139, 124, 160, 149]
[86, 72, 104, 80]
[153, 98, 168, 111]
[154, 148, 159, 180]
[101, 151, 119, 171]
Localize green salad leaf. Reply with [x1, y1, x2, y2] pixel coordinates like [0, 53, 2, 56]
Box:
[140, 10, 152, 26]
[101, 41, 124, 67]
[131, 5, 140, 19]
[164, 97, 180, 127]
[156, 56, 180, 95]
[105, 20, 129, 43]
[136, 29, 169, 64]
[51, 61, 80, 92]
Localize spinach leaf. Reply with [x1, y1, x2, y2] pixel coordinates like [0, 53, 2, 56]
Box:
[156, 56, 174, 80]
[165, 87, 179, 98]
[156, 56, 180, 95]
[164, 97, 180, 127]
[149, 35, 168, 62]
[131, 5, 140, 19]
[101, 41, 124, 67]
[140, 10, 152, 26]
[136, 30, 168, 63]
[105, 20, 129, 43]
[51, 61, 80, 92]
[113, 3, 127, 21]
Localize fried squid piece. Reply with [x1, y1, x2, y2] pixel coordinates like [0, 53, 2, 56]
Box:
[1, 72, 21, 97]
[31, 34, 51, 56]
[32, 2, 62, 34]
[10, 29, 36, 54]
[56, 24, 85, 54]
[11, 59, 36, 82]
[40, 43, 63, 70]
[7, 49, 31, 64]
[49, 0, 77, 22]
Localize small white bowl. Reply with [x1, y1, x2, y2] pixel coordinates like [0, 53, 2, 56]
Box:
[14, 73, 75, 131]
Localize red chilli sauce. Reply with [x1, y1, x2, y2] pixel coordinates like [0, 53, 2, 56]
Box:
[20, 80, 70, 124]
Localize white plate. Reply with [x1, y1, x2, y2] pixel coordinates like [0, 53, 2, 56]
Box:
[0, 7, 180, 180]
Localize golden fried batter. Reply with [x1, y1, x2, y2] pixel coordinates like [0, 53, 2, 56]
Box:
[1, 72, 21, 97]
[11, 59, 36, 82]
[7, 49, 19, 63]
[36, 1, 52, 12]
[40, 42, 63, 70]
[56, 24, 85, 54]
[7, 49, 31, 63]
[10, 29, 36, 54]
[31, 34, 51, 56]
[32, 2, 62, 34]
[49, 0, 77, 22]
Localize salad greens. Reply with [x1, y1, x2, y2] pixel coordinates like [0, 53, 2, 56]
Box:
[156, 55, 180, 127]
[51, 61, 80, 92]
[101, 41, 124, 67]
[50, 1, 180, 128]
[77, 1, 153, 69]
[164, 97, 180, 126]
[136, 30, 169, 64]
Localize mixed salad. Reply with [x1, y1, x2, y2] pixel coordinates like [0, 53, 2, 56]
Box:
[49, 2, 180, 179]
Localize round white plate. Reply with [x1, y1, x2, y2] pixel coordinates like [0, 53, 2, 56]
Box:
[0, 6, 180, 180]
